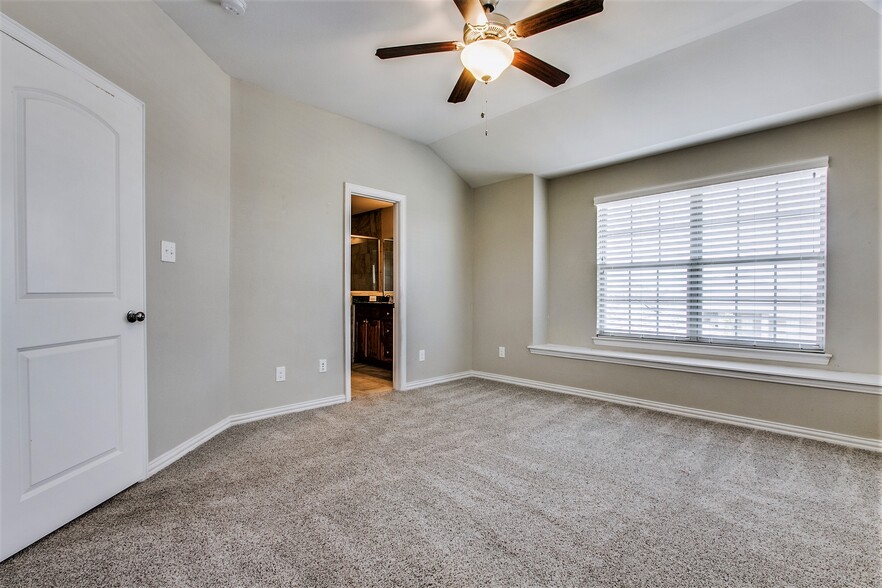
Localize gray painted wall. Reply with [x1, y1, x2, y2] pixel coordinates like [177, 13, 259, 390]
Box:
[229, 80, 473, 414]
[473, 175, 536, 376]
[2, 3, 473, 459]
[1, 1, 234, 459]
[548, 106, 881, 374]
[3, 2, 878, 455]
[473, 106, 882, 439]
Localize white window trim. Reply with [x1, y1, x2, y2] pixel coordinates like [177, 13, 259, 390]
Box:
[527, 343, 881, 396]
[593, 157, 829, 206]
[594, 158, 829, 355]
[593, 336, 831, 365]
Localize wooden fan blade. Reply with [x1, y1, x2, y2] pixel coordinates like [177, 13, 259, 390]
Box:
[514, 0, 603, 38]
[448, 69, 476, 103]
[512, 50, 570, 87]
[376, 41, 460, 59]
[454, 0, 488, 24]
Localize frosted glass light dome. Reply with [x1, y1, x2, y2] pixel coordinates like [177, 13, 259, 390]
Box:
[460, 39, 514, 83]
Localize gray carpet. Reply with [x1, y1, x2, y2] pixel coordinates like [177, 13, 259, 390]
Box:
[1, 378, 880, 587]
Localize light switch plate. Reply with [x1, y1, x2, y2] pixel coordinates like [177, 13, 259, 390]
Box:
[161, 240, 176, 263]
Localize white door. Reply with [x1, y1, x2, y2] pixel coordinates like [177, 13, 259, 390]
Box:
[1, 23, 146, 560]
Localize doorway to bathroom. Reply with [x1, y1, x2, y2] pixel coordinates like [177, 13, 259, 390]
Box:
[343, 184, 406, 401]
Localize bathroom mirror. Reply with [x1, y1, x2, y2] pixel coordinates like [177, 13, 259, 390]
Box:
[351, 236, 380, 292]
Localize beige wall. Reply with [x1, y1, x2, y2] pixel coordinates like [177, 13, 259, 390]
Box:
[2, 2, 473, 457]
[4, 1, 878, 452]
[473, 106, 882, 439]
[1, 1, 234, 459]
[230, 80, 473, 414]
[473, 175, 535, 374]
[548, 106, 881, 374]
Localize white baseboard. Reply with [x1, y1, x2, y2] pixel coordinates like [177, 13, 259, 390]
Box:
[405, 371, 473, 390]
[228, 395, 346, 426]
[471, 371, 882, 452]
[146, 417, 229, 478]
[146, 395, 346, 477]
[147, 370, 879, 478]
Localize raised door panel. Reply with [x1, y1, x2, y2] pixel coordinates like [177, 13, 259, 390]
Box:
[20, 93, 119, 297]
[20, 339, 120, 492]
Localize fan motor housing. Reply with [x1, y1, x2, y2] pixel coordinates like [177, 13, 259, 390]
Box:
[463, 12, 515, 45]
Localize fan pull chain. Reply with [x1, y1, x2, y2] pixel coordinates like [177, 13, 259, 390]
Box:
[481, 85, 489, 137]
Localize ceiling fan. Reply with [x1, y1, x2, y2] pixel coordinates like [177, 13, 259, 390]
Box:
[376, 0, 604, 104]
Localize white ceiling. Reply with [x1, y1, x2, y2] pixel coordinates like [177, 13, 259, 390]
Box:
[157, 0, 882, 187]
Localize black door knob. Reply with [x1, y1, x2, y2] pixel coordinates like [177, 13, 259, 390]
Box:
[126, 311, 146, 323]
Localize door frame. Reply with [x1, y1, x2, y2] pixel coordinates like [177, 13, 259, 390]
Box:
[343, 183, 406, 401]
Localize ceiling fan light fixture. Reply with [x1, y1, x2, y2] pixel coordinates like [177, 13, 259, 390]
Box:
[460, 39, 514, 83]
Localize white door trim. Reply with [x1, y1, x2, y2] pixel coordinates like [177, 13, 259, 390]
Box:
[1, 15, 144, 112]
[343, 183, 406, 401]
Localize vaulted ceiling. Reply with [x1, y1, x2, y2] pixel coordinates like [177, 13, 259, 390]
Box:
[157, 0, 882, 186]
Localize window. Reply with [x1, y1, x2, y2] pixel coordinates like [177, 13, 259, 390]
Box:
[596, 165, 827, 352]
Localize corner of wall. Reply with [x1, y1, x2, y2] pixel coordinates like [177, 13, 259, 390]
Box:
[532, 176, 548, 346]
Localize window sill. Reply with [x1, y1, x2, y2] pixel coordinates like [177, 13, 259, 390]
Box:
[593, 337, 831, 366]
[527, 343, 881, 395]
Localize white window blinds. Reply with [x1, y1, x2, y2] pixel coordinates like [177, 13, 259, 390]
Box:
[596, 166, 827, 352]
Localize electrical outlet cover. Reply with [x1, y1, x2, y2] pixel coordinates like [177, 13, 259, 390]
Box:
[161, 240, 176, 263]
